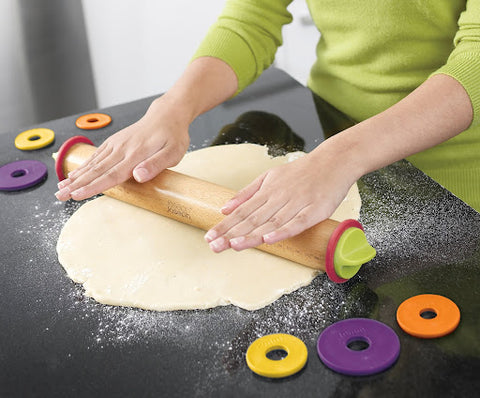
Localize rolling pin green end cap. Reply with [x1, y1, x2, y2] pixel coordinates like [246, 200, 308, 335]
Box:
[334, 227, 376, 279]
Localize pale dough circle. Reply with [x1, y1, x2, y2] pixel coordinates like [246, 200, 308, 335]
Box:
[57, 144, 361, 311]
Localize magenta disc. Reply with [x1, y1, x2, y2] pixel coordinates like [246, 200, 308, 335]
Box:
[0, 160, 48, 191]
[317, 318, 400, 376]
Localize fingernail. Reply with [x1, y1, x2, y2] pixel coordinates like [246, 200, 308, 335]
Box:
[230, 236, 245, 246]
[209, 237, 225, 252]
[55, 187, 70, 200]
[70, 188, 84, 199]
[133, 168, 148, 182]
[204, 230, 217, 242]
[263, 232, 276, 244]
[57, 178, 70, 189]
[221, 200, 235, 213]
[67, 170, 78, 179]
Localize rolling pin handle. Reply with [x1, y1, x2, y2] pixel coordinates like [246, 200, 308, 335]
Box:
[325, 219, 376, 283]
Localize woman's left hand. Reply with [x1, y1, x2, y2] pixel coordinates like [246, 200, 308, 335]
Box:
[204, 148, 356, 252]
[204, 72, 477, 253]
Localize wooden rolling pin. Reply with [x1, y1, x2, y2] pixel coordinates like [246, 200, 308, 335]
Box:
[55, 138, 375, 279]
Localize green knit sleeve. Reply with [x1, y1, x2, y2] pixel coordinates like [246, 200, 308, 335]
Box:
[191, 0, 293, 95]
[431, 0, 480, 127]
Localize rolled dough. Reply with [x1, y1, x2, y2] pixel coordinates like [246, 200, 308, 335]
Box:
[57, 144, 361, 311]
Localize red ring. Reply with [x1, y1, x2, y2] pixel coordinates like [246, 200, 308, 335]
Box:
[55, 135, 94, 181]
[325, 219, 364, 283]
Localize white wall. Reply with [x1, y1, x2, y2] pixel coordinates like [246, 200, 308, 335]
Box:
[0, 0, 36, 131]
[82, 0, 319, 108]
[275, 1, 319, 85]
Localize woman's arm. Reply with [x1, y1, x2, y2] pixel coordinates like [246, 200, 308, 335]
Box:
[55, 56, 238, 201]
[205, 73, 473, 252]
[55, 0, 294, 202]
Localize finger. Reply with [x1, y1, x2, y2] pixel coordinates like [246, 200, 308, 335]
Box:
[56, 148, 110, 195]
[208, 236, 231, 253]
[55, 186, 72, 201]
[132, 143, 180, 183]
[204, 175, 268, 243]
[207, 196, 283, 253]
[67, 151, 124, 191]
[221, 173, 266, 215]
[228, 235, 255, 251]
[223, 199, 288, 244]
[204, 193, 268, 245]
[228, 203, 302, 251]
[262, 205, 319, 244]
[69, 160, 133, 201]
[68, 144, 112, 181]
[58, 152, 127, 201]
[57, 177, 71, 190]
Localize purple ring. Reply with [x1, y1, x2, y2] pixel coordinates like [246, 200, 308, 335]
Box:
[0, 160, 48, 191]
[317, 318, 400, 376]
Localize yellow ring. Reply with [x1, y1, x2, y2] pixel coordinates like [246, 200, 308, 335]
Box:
[15, 128, 55, 151]
[246, 333, 308, 378]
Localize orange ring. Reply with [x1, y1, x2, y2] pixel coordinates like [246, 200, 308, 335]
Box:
[75, 113, 112, 130]
[396, 294, 460, 338]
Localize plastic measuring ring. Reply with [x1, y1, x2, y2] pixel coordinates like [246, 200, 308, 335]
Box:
[246, 333, 308, 378]
[0, 160, 48, 191]
[75, 113, 112, 130]
[55, 135, 94, 181]
[396, 294, 460, 338]
[15, 128, 55, 151]
[317, 318, 400, 376]
[325, 219, 365, 283]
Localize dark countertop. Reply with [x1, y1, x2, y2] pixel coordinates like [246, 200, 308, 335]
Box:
[1, 68, 480, 398]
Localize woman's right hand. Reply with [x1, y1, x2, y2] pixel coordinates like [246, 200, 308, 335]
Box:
[55, 57, 238, 202]
[55, 96, 191, 201]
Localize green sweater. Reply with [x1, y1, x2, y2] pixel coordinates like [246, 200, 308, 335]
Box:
[193, 0, 480, 211]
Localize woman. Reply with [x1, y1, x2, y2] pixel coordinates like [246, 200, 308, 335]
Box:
[56, 0, 479, 253]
